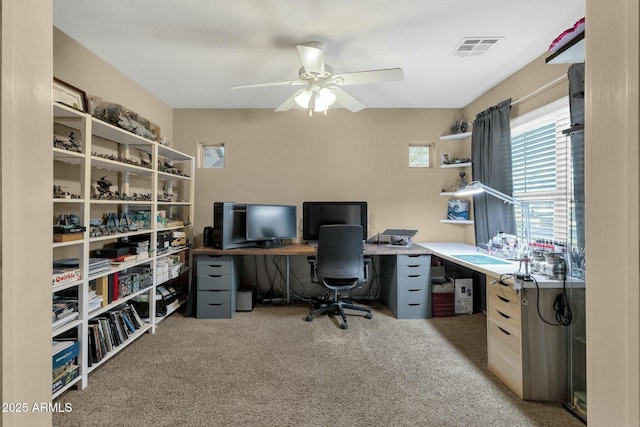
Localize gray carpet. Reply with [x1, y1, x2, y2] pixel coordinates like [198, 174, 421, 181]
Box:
[54, 304, 583, 427]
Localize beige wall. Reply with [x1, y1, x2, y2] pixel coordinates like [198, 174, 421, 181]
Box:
[585, 0, 639, 424]
[53, 28, 174, 142]
[464, 53, 572, 120]
[174, 108, 472, 244]
[1, 1, 53, 426]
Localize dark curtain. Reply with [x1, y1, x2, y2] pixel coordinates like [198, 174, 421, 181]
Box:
[471, 99, 515, 245]
[568, 63, 585, 250]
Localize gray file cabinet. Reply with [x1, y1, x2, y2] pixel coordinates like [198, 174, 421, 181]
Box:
[196, 255, 238, 319]
[380, 254, 432, 319]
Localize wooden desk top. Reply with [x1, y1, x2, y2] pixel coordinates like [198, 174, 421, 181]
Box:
[193, 243, 431, 257]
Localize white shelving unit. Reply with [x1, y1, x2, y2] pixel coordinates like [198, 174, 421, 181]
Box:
[439, 129, 473, 224]
[52, 102, 194, 398]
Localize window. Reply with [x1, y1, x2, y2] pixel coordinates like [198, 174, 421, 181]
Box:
[199, 143, 225, 168]
[408, 143, 433, 168]
[510, 97, 572, 242]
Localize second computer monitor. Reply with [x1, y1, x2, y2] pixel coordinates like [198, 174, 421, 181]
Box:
[302, 201, 368, 242]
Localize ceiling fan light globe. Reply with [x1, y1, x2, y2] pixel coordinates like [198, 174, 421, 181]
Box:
[294, 89, 312, 108]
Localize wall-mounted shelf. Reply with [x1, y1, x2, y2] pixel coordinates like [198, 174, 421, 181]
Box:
[439, 132, 472, 140]
[546, 30, 585, 64]
[440, 192, 474, 197]
[440, 219, 474, 225]
[441, 162, 471, 169]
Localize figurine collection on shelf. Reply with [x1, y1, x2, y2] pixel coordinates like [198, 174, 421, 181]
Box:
[53, 131, 81, 153]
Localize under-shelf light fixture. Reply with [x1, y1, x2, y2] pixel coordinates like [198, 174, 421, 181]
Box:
[455, 181, 531, 245]
[294, 84, 337, 116]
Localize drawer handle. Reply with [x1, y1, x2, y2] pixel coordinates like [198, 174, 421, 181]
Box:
[408, 303, 421, 307]
[207, 264, 224, 268]
[408, 289, 421, 293]
[497, 310, 511, 319]
[497, 326, 511, 336]
[408, 274, 421, 278]
[407, 265, 421, 268]
[207, 274, 223, 278]
[207, 303, 222, 307]
[497, 295, 510, 303]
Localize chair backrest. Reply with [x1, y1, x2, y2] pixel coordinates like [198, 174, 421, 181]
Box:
[316, 224, 364, 286]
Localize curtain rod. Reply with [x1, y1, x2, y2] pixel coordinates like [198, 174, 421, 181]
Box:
[511, 74, 567, 106]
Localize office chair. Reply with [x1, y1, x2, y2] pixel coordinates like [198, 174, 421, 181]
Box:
[305, 224, 373, 329]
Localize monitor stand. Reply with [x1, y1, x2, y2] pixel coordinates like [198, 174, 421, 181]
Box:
[256, 239, 285, 249]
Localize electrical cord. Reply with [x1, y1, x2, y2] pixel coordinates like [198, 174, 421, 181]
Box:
[490, 273, 572, 326]
[529, 275, 573, 326]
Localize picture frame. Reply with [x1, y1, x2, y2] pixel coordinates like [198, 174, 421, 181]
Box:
[53, 78, 88, 112]
[440, 153, 451, 165]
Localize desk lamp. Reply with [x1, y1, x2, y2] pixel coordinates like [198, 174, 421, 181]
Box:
[455, 181, 531, 247]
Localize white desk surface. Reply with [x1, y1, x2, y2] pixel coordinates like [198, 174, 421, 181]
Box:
[416, 242, 584, 289]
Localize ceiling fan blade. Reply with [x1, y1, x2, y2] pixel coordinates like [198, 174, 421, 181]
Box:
[333, 68, 404, 85]
[232, 80, 305, 90]
[275, 88, 306, 112]
[333, 86, 367, 112]
[296, 44, 325, 74]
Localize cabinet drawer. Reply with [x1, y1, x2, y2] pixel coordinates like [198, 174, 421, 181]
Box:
[487, 289, 521, 322]
[397, 274, 428, 291]
[487, 305, 521, 339]
[198, 274, 232, 291]
[198, 290, 231, 304]
[197, 256, 232, 275]
[398, 286, 428, 305]
[397, 254, 429, 267]
[197, 302, 232, 319]
[487, 277, 519, 302]
[488, 320, 523, 397]
[398, 263, 429, 276]
[396, 302, 429, 319]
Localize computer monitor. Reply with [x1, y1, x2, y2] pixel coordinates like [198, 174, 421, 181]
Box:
[302, 201, 368, 242]
[245, 204, 297, 248]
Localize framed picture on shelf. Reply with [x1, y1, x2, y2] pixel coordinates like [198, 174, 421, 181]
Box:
[440, 153, 451, 165]
[53, 78, 87, 112]
[447, 199, 470, 220]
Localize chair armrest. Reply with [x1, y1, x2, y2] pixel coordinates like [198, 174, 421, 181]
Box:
[307, 256, 318, 283]
[363, 256, 372, 281]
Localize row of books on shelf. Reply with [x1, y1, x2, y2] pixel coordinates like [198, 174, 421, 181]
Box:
[88, 304, 146, 365]
[52, 340, 79, 394]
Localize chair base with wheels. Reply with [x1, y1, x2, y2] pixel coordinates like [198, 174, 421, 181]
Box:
[305, 291, 372, 329]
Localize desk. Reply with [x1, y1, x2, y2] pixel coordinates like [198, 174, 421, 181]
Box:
[419, 242, 583, 402]
[192, 243, 431, 317]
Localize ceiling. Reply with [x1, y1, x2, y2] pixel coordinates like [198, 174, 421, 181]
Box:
[53, 0, 584, 110]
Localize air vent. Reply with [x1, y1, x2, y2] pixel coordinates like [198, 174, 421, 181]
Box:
[451, 37, 503, 57]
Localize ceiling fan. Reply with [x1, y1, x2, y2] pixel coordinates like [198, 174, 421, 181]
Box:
[232, 41, 404, 115]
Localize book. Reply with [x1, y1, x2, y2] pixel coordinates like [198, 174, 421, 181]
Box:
[52, 364, 79, 394]
[52, 340, 79, 371]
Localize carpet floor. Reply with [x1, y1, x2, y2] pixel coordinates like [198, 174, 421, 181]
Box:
[53, 304, 584, 427]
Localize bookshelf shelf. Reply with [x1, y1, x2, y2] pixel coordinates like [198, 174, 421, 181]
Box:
[52, 101, 194, 397]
